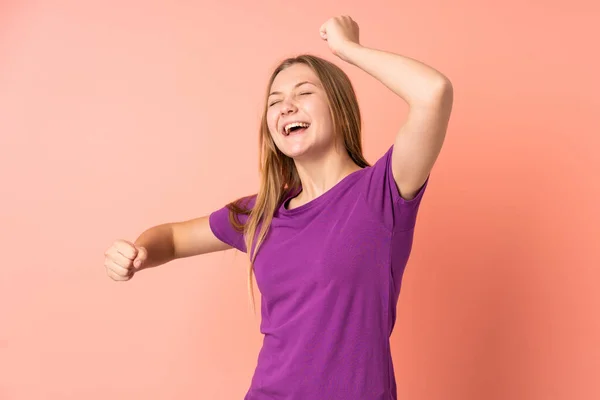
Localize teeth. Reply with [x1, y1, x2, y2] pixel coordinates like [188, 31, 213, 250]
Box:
[284, 122, 310, 135]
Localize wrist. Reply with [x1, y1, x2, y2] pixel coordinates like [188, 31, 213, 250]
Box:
[337, 42, 363, 64]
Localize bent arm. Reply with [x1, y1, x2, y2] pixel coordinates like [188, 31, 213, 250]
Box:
[339, 43, 453, 200]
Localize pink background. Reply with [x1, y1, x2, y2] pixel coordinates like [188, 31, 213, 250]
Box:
[1, 1, 598, 399]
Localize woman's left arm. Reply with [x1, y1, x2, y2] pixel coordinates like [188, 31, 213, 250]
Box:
[322, 16, 454, 200]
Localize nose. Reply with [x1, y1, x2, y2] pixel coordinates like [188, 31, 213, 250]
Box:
[280, 98, 297, 115]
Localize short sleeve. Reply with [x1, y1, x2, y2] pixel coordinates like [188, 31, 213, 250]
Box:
[362, 145, 429, 231]
[208, 196, 256, 253]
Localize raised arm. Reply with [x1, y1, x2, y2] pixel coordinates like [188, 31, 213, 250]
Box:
[320, 16, 453, 200]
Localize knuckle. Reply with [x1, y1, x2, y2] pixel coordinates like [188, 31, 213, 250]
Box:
[116, 240, 135, 258]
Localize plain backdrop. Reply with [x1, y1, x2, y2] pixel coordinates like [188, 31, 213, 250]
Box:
[1, 0, 599, 399]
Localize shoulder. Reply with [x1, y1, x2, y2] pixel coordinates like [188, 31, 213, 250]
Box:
[356, 145, 430, 231]
[228, 194, 257, 212]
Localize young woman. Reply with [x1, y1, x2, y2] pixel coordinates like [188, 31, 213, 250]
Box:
[104, 15, 453, 400]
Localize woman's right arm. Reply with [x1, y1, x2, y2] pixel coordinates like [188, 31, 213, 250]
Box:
[104, 216, 232, 281]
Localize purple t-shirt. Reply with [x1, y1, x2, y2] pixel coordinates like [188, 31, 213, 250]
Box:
[209, 146, 428, 400]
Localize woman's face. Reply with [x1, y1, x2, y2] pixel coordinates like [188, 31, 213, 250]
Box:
[266, 64, 335, 160]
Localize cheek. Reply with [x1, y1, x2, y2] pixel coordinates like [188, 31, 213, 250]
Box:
[266, 109, 279, 137]
[310, 103, 333, 132]
[306, 99, 330, 121]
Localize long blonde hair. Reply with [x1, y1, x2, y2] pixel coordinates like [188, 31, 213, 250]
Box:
[227, 54, 369, 310]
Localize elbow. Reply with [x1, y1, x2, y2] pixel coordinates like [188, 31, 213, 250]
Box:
[434, 77, 453, 99]
[428, 78, 453, 109]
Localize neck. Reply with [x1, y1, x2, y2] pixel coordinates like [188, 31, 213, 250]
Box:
[293, 145, 362, 202]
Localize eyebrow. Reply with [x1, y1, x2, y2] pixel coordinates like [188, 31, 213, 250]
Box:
[269, 81, 317, 97]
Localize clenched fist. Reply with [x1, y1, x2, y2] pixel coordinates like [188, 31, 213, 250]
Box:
[104, 239, 148, 281]
[319, 15, 360, 61]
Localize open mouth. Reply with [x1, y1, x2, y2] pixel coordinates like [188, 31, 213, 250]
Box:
[283, 122, 310, 136]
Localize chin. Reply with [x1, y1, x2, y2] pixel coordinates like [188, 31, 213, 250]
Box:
[282, 143, 333, 162]
[280, 145, 311, 160]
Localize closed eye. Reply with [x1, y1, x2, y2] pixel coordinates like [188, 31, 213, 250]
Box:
[268, 92, 311, 107]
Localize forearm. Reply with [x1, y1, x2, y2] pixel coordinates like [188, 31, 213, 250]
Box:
[339, 43, 451, 106]
[134, 224, 176, 269]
